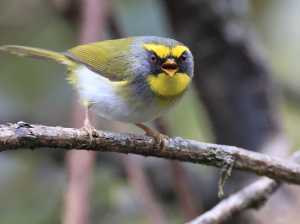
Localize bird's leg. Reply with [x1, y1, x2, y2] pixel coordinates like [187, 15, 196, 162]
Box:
[81, 105, 101, 147]
[135, 123, 170, 150]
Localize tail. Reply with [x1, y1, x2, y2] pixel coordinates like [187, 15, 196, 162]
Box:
[0, 45, 74, 66]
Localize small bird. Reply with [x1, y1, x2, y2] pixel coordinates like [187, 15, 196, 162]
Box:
[1, 36, 194, 149]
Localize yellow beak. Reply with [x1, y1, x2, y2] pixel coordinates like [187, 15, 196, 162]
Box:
[161, 59, 178, 77]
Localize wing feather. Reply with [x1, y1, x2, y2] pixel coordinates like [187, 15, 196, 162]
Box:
[65, 38, 135, 81]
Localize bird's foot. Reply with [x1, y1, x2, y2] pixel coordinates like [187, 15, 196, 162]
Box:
[81, 118, 101, 148]
[135, 123, 170, 151]
[146, 128, 170, 150]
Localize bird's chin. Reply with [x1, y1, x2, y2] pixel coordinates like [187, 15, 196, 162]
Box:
[147, 72, 191, 97]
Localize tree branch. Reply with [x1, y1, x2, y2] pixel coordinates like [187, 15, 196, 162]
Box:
[1, 122, 300, 186]
[186, 178, 279, 224]
[186, 150, 300, 224]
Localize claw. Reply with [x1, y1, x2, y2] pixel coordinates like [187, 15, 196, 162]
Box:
[81, 118, 101, 148]
[135, 123, 170, 151]
[146, 130, 170, 151]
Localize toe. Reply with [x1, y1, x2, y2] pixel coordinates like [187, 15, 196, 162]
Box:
[160, 135, 170, 151]
[148, 131, 169, 151]
[136, 124, 169, 151]
[82, 126, 93, 147]
[81, 119, 101, 147]
[92, 129, 101, 143]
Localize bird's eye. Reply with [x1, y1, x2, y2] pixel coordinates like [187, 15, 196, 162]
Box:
[151, 54, 157, 63]
[181, 54, 187, 63]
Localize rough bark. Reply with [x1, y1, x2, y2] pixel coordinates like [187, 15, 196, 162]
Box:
[1, 122, 300, 186]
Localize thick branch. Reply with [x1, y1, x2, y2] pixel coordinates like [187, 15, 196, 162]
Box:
[1, 122, 300, 185]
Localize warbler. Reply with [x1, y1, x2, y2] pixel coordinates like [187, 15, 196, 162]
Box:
[1, 36, 194, 148]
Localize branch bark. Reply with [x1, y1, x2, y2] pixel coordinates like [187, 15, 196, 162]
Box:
[1, 121, 300, 186]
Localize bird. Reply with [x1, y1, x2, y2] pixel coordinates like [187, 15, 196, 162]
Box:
[0, 36, 194, 149]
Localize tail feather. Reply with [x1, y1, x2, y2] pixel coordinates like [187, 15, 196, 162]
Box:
[0, 45, 74, 66]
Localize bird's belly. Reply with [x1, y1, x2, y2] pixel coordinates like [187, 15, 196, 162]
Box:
[90, 100, 169, 123]
[73, 66, 172, 123]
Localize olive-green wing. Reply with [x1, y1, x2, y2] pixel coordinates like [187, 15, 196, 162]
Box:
[64, 38, 134, 81]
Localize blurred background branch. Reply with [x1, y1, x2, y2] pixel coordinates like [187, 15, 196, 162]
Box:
[62, 1, 108, 224]
[188, 178, 279, 224]
[53, 0, 169, 223]
[163, 0, 293, 222]
[154, 117, 202, 220]
[187, 150, 300, 224]
[106, 10, 169, 224]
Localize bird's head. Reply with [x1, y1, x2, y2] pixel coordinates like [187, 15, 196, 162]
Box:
[132, 36, 194, 97]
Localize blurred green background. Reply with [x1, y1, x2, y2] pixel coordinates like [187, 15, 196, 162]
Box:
[0, 0, 299, 223]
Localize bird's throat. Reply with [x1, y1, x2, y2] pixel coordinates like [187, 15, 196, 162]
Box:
[147, 73, 190, 97]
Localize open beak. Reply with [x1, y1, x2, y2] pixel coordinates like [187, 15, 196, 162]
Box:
[161, 59, 178, 77]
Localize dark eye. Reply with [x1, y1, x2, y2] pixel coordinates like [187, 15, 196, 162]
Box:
[181, 54, 187, 63]
[151, 54, 157, 63]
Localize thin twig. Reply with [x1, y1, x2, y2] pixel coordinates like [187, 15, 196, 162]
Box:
[1, 122, 300, 186]
[186, 151, 300, 224]
[186, 178, 279, 224]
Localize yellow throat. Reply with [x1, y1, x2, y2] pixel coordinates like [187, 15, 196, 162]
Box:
[147, 73, 190, 96]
